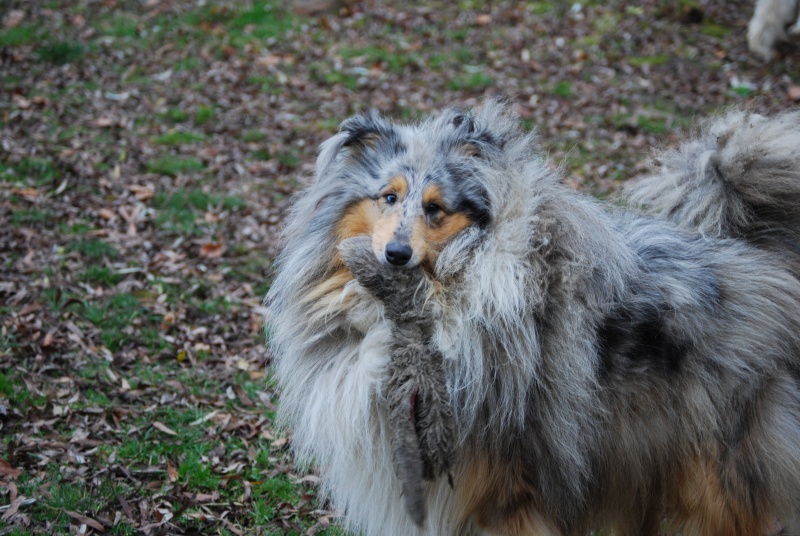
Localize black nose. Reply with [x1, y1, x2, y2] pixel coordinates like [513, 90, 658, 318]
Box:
[385, 242, 413, 266]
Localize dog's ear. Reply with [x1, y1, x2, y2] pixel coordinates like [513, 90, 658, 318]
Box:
[315, 111, 392, 178]
[340, 110, 391, 151]
[450, 106, 510, 159]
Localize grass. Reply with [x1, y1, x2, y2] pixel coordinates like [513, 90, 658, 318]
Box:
[83, 293, 156, 351]
[161, 108, 190, 123]
[630, 55, 669, 67]
[243, 129, 268, 143]
[154, 130, 206, 146]
[195, 106, 215, 125]
[66, 237, 120, 260]
[151, 188, 246, 234]
[0, 0, 784, 534]
[7, 157, 60, 186]
[79, 265, 125, 287]
[10, 208, 57, 226]
[147, 155, 205, 176]
[340, 45, 419, 73]
[448, 70, 495, 91]
[36, 41, 85, 64]
[637, 115, 669, 135]
[0, 25, 41, 47]
[551, 80, 573, 97]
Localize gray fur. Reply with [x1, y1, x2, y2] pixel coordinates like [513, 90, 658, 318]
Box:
[626, 109, 800, 267]
[267, 102, 800, 535]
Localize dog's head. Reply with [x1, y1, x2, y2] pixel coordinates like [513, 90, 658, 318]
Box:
[316, 107, 512, 271]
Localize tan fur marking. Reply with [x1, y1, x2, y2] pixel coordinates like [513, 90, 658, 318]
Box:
[666, 454, 770, 536]
[336, 199, 380, 242]
[371, 211, 401, 257]
[422, 184, 444, 207]
[416, 184, 475, 267]
[386, 175, 408, 198]
[455, 455, 558, 536]
[426, 212, 473, 245]
[301, 269, 353, 306]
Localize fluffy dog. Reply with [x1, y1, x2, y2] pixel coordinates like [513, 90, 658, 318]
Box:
[266, 102, 800, 535]
[748, 0, 800, 60]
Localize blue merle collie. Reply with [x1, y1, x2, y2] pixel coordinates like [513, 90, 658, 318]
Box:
[267, 101, 800, 535]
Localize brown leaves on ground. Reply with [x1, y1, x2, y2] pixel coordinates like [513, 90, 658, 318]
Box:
[0, 0, 798, 534]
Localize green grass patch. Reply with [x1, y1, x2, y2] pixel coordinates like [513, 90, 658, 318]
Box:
[0, 370, 43, 407]
[0, 25, 41, 47]
[276, 150, 300, 170]
[175, 56, 201, 71]
[323, 70, 359, 89]
[226, 0, 294, 40]
[147, 155, 204, 177]
[79, 265, 125, 287]
[11, 208, 57, 226]
[66, 238, 120, 260]
[0, 370, 18, 397]
[195, 106, 215, 125]
[592, 13, 620, 35]
[161, 108, 190, 123]
[102, 14, 139, 38]
[63, 221, 95, 234]
[527, 2, 555, 15]
[243, 129, 268, 143]
[16, 471, 134, 532]
[551, 80, 573, 97]
[637, 115, 669, 135]
[701, 23, 731, 38]
[83, 293, 163, 351]
[629, 55, 669, 67]
[153, 130, 206, 146]
[250, 150, 272, 161]
[36, 41, 85, 64]
[152, 188, 245, 234]
[341, 45, 418, 73]
[729, 84, 754, 98]
[448, 71, 495, 91]
[10, 157, 60, 186]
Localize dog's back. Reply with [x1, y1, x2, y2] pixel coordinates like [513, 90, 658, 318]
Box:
[627, 109, 800, 270]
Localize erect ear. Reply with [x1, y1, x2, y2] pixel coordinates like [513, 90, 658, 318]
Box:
[340, 110, 391, 151]
[448, 104, 512, 159]
[315, 110, 392, 179]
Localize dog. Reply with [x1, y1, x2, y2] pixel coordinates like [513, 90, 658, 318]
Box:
[266, 101, 800, 535]
[748, 0, 800, 60]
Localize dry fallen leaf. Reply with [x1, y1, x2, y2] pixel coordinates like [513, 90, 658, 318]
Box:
[0, 459, 23, 479]
[167, 459, 178, 483]
[10, 188, 39, 199]
[91, 116, 115, 128]
[66, 510, 106, 532]
[126, 185, 155, 201]
[152, 422, 178, 436]
[3, 10, 25, 28]
[98, 208, 116, 220]
[200, 241, 226, 258]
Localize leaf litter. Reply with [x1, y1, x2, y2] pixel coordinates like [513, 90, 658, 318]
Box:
[0, 0, 798, 534]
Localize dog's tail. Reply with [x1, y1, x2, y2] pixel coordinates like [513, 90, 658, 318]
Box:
[626, 109, 800, 258]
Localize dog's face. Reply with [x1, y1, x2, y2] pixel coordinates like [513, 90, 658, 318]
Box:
[321, 111, 495, 271]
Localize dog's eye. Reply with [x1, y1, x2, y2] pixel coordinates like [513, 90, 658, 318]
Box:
[426, 202, 441, 214]
[385, 193, 398, 204]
